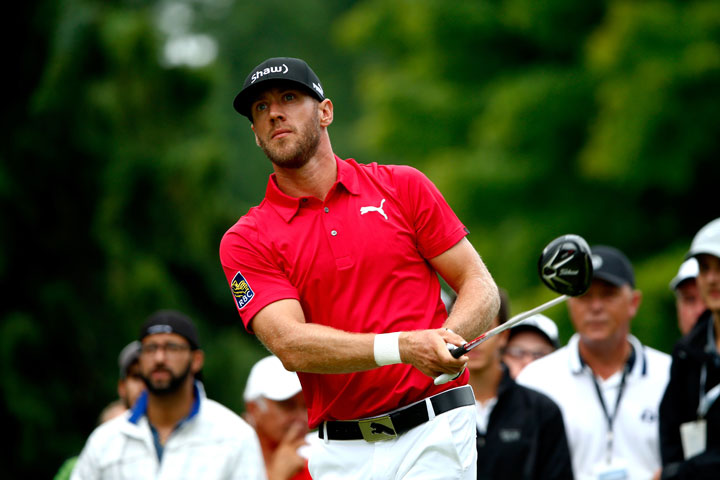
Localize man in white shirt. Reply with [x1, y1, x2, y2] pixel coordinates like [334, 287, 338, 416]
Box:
[72, 310, 266, 480]
[517, 245, 671, 480]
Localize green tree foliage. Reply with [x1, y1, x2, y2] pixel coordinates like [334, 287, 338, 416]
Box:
[334, 0, 720, 346]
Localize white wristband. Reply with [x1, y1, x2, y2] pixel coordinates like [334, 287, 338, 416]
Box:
[374, 332, 402, 366]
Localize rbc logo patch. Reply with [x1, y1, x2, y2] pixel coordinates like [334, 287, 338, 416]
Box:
[231, 271, 254, 310]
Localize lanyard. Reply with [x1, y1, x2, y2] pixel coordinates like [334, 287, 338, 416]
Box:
[698, 319, 720, 418]
[589, 351, 632, 464]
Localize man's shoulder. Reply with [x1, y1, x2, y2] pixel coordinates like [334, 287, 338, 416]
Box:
[198, 398, 258, 439]
[640, 344, 672, 381]
[80, 414, 138, 451]
[224, 204, 265, 233]
[346, 158, 427, 184]
[674, 311, 712, 356]
[642, 344, 671, 363]
[510, 379, 564, 412]
[220, 205, 267, 253]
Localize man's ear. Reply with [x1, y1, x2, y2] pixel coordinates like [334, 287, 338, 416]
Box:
[191, 349, 205, 374]
[117, 379, 126, 399]
[629, 289, 643, 318]
[318, 98, 333, 127]
[251, 124, 260, 147]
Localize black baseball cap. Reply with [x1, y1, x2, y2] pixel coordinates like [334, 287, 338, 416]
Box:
[139, 310, 200, 350]
[590, 245, 635, 288]
[233, 57, 325, 121]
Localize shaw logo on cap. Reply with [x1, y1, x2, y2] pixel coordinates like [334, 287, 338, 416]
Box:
[251, 64, 289, 84]
[231, 271, 255, 310]
[312, 82, 324, 96]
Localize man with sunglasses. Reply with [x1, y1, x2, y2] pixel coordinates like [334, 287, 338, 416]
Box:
[72, 310, 266, 480]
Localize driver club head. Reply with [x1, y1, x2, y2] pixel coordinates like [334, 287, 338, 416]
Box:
[538, 234, 593, 297]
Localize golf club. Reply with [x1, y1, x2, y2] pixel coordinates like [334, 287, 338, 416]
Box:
[434, 234, 593, 385]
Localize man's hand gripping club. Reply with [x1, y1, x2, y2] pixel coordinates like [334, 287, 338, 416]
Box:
[396, 328, 469, 380]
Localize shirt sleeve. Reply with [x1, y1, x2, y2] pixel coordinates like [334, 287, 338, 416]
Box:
[392, 165, 468, 259]
[219, 218, 299, 332]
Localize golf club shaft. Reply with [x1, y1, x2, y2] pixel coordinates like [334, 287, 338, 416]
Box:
[434, 294, 568, 385]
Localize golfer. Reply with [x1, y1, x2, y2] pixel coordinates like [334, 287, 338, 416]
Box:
[219, 57, 500, 479]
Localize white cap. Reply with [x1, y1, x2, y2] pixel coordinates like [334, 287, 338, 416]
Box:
[243, 355, 303, 403]
[510, 314, 559, 348]
[686, 218, 720, 261]
[669, 258, 699, 291]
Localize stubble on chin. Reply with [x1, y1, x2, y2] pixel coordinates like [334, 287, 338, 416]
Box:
[259, 118, 321, 169]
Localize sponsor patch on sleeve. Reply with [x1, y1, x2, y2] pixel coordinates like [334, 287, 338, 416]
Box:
[231, 271, 255, 310]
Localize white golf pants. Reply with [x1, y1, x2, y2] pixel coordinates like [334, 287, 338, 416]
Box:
[308, 404, 477, 480]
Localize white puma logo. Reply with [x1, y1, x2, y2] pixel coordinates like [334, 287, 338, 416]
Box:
[360, 198, 388, 220]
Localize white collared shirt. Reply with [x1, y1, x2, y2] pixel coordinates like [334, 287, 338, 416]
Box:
[474, 397, 498, 434]
[516, 334, 671, 480]
[71, 386, 266, 480]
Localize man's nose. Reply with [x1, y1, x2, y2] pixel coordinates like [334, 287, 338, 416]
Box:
[268, 100, 286, 121]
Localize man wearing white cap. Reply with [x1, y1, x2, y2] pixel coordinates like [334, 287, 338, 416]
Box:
[669, 258, 707, 336]
[502, 313, 559, 379]
[659, 218, 720, 480]
[244, 355, 312, 480]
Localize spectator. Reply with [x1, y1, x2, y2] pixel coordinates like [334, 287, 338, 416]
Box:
[517, 245, 671, 480]
[116, 340, 145, 409]
[502, 313, 559, 379]
[669, 258, 707, 336]
[659, 218, 720, 480]
[468, 289, 573, 480]
[71, 310, 266, 479]
[243, 355, 313, 480]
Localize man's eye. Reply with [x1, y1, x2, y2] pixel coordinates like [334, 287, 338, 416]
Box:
[256, 103, 267, 111]
[283, 93, 295, 101]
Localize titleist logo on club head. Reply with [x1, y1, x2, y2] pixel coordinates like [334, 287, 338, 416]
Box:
[559, 268, 579, 276]
[251, 64, 289, 84]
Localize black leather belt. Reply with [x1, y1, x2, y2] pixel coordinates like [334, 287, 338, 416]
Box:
[318, 386, 474, 442]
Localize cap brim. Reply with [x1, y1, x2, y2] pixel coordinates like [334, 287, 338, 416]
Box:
[593, 271, 630, 288]
[669, 276, 693, 291]
[233, 79, 324, 120]
[509, 325, 558, 348]
[685, 246, 720, 261]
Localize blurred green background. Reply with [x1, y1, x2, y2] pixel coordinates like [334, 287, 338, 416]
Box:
[2, 0, 719, 476]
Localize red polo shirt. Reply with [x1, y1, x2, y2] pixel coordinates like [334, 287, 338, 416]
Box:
[220, 156, 470, 427]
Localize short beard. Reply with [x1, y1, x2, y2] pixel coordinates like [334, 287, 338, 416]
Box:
[258, 114, 322, 169]
[142, 363, 192, 396]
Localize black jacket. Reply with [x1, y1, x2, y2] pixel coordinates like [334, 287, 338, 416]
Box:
[476, 365, 574, 480]
[659, 310, 720, 480]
